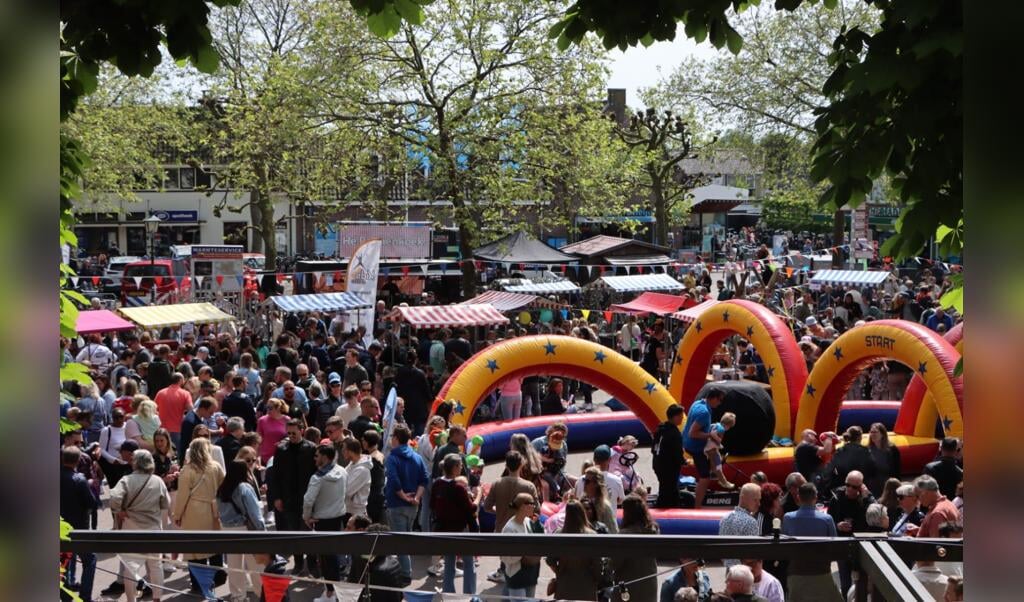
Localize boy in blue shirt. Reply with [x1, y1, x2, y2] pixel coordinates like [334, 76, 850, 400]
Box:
[682, 386, 725, 508]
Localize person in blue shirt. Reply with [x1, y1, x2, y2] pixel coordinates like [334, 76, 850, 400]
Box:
[384, 424, 430, 581]
[659, 558, 712, 602]
[925, 307, 954, 333]
[781, 483, 842, 601]
[61, 446, 98, 602]
[681, 386, 725, 508]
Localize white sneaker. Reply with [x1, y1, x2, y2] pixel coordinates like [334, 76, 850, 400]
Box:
[313, 589, 337, 602]
[487, 569, 505, 583]
[454, 567, 464, 577]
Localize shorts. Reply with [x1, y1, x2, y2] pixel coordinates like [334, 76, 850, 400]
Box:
[689, 450, 712, 478]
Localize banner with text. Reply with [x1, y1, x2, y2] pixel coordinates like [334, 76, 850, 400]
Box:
[337, 224, 432, 259]
[346, 239, 382, 346]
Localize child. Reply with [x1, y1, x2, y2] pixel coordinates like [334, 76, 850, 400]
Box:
[454, 473, 482, 533]
[610, 435, 644, 493]
[704, 412, 737, 489]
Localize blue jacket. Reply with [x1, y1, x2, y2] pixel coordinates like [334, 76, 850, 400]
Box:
[218, 482, 266, 530]
[384, 444, 429, 508]
[60, 466, 97, 529]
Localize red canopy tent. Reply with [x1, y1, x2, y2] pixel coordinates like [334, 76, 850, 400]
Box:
[609, 292, 696, 316]
[671, 298, 721, 324]
[76, 309, 137, 335]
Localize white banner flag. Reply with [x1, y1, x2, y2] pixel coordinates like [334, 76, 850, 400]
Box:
[346, 238, 382, 347]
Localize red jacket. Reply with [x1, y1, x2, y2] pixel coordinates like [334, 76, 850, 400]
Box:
[430, 477, 475, 532]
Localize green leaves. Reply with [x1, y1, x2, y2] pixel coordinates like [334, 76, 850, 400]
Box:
[367, 7, 404, 38]
[394, 0, 426, 25]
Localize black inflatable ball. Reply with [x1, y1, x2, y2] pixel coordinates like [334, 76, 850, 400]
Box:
[696, 380, 776, 455]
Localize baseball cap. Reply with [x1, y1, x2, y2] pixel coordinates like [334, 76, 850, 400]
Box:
[328, 372, 342, 385]
[593, 444, 612, 462]
[805, 316, 818, 326]
[198, 346, 210, 354]
[119, 439, 139, 453]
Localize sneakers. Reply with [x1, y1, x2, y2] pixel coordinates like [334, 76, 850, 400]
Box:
[454, 567, 464, 577]
[487, 568, 506, 583]
[100, 581, 126, 596]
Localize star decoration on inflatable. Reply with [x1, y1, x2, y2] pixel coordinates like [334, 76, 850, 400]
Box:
[765, 366, 775, 378]
[453, 401, 466, 415]
[486, 359, 499, 373]
[695, 321, 703, 333]
[833, 347, 844, 361]
[722, 310, 730, 322]
[806, 383, 817, 397]
[543, 340, 557, 355]
[942, 415, 953, 430]
[675, 353, 684, 364]
[918, 361, 927, 375]
[644, 382, 657, 395]
[594, 350, 607, 363]
[746, 325, 754, 337]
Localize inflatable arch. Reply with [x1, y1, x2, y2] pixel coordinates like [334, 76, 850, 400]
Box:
[668, 299, 807, 438]
[794, 320, 964, 440]
[431, 335, 679, 431]
[895, 323, 963, 438]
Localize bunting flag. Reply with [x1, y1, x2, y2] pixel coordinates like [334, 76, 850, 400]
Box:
[215, 275, 224, 287]
[70, 277, 79, 288]
[133, 276, 143, 288]
[325, 272, 334, 286]
[402, 266, 410, 276]
[440, 263, 447, 274]
[503, 262, 512, 272]
[154, 276, 164, 286]
[560, 309, 569, 319]
[403, 592, 435, 602]
[235, 275, 245, 288]
[603, 311, 613, 322]
[188, 564, 219, 600]
[90, 276, 101, 286]
[333, 582, 366, 601]
[474, 260, 483, 271]
[260, 573, 291, 602]
[786, 267, 795, 277]
[194, 275, 205, 287]
[382, 266, 391, 276]
[581, 309, 590, 320]
[517, 263, 525, 271]
[420, 265, 428, 275]
[334, 271, 343, 283]
[276, 274, 287, 283]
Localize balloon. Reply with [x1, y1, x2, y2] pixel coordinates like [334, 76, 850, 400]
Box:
[466, 454, 482, 468]
[539, 309, 553, 323]
[471, 435, 484, 446]
[519, 311, 532, 325]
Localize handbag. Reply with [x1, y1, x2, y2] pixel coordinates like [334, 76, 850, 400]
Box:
[114, 475, 154, 530]
[178, 470, 216, 528]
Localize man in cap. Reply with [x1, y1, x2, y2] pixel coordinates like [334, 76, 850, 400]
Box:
[574, 444, 626, 509]
[309, 373, 345, 432]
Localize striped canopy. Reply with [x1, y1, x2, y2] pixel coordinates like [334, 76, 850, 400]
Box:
[387, 304, 510, 328]
[810, 269, 894, 286]
[460, 290, 564, 312]
[504, 281, 581, 294]
[76, 309, 137, 334]
[117, 302, 235, 328]
[594, 273, 684, 293]
[267, 292, 372, 313]
[671, 298, 720, 324]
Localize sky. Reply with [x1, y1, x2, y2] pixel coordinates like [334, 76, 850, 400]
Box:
[606, 36, 721, 108]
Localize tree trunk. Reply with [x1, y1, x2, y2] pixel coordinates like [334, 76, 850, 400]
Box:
[831, 208, 845, 268]
[249, 188, 264, 254]
[651, 168, 668, 247]
[458, 222, 476, 300]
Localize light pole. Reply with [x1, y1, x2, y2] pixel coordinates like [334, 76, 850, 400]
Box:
[144, 215, 162, 304]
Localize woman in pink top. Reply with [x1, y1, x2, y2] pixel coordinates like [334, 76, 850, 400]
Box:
[498, 374, 524, 421]
[256, 398, 289, 463]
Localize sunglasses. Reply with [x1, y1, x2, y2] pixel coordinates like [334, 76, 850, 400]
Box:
[243, 458, 256, 465]
[360, 388, 372, 393]
[330, 382, 342, 387]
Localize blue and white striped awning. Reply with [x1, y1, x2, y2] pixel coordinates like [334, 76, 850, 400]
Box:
[810, 270, 894, 287]
[267, 292, 372, 313]
[595, 274, 684, 293]
[504, 281, 581, 294]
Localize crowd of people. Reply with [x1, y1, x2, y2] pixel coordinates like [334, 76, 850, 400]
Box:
[60, 232, 963, 602]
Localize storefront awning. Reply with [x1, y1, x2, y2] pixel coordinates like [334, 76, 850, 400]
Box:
[671, 298, 720, 324]
[117, 302, 236, 329]
[593, 274, 684, 293]
[603, 254, 673, 266]
[504, 281, 581, 294]
[460, 291, 564, 312]
[76, 310, 137, 334]
[609, 292, 691, 316]
[267, 292, 372, 313]
[387, 304, 510, 329]
[810, 269, 894, 287]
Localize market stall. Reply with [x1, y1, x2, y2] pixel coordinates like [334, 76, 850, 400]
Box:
[590, 273, 684, 293]
[460, 290, 565, 312]
[608, 292, 694, 316]
[75, 309, 138, 334]
[671, 298, 721, 324]
[503, 280, 581, 295]
[265, 291, 371, 313]
[386, 304, 509, 329]
[117, 302, 236, 329]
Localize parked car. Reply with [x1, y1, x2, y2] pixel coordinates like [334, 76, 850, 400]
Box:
[120, 258, 190, 306]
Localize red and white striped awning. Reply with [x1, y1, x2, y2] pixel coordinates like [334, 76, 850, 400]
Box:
[460, 290, 563, 312]
[671, 298, 720, 324]
[387, 304, 510, 328]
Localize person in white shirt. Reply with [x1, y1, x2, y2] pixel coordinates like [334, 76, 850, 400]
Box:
[334, 384, 363, 426]
[619, 315, 642, 361]
[911, 560, 949, 600]
[303, 444, 348, 602]
[97, 408, 129, 483]
[75, 334, 115, 370]
[744, 558, 785, 602]
[574, 445, 626, 509]
[500, 493, 541, 601]
[342, 438, 371, 519]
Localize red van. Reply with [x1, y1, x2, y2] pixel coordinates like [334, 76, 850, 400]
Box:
[120, 258, 190, 306]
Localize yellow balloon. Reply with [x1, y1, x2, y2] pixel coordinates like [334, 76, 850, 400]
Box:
[518, 311, 532, 325]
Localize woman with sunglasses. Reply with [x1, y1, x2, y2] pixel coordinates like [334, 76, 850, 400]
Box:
[580, 467, 618, 534]
[546, 500, 604, 601]
[501, 492, 542, 602]
[611, 495, 660, 602]
[217, 458, 266, 602]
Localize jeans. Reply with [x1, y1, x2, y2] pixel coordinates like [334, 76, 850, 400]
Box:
[418, 481, 433, 533]
[521, 383, 541, 417]
[169, 432, 181, 450]
[443, 554, 476, 595]
[274, 509, 309, 568]
[505, 584, 537, 602]
[499, 394, 522, 422]
[74, 552, 96, 602]
[385, 505, 419, 580]
[313, 516, 344, 591]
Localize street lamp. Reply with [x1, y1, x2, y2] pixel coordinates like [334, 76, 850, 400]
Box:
[144, 215, 162, 304]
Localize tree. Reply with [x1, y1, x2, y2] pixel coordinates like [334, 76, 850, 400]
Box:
[548, 0, 962, 264]
[312, 0, 620, 297]
[612, 108, 711, 247]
